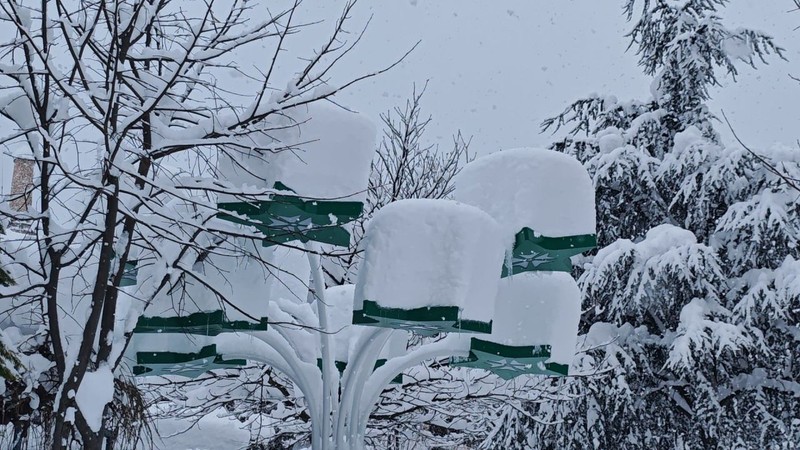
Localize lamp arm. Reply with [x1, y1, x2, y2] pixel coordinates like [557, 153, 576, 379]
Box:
[354, 334, 471, 448]
[306, 242, 335, 450]
[336, 327, 393, 448]
[213, 330, 324, 448]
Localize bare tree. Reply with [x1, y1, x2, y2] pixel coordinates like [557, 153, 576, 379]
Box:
[0, 1, 402, 448]
[326, 84, 473, 285]
[0, 223, 13, 287]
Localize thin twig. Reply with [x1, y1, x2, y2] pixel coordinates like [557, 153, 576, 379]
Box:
[721, 110, 800, 193]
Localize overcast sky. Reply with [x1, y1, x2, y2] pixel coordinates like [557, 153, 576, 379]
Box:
[295, 0, 799, 154]
[2, 1, 798, 193]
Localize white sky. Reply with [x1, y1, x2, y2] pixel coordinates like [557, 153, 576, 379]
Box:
[2, 1, 798, 192]
[295, 0, 799, 154]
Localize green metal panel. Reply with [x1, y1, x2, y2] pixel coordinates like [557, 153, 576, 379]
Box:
[216, 183, 363, 247]
[501, 228, 597, 277]
[120, 260, 138, 287]
[133, 344, 247, 378]
[352, 300, 492, 335]
[109, 251, 138, 286]
[134, 310, 268, 336]
[450, 338, 568, 380]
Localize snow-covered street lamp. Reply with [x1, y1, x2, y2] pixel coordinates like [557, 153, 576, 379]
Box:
[452, 147, 597, 277]
[125, 105, 596, 449]
[449, 271, 581, 379]
[352, 199, 505, 334]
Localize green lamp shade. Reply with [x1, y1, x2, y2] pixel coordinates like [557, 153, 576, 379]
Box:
[450, 338, 568, 380]
[120, 260, 139, 287]
[352, 300, 492, 335]
[133, 344, 247, 378]
[501, 228, 596, 277]
[134, 310, 268, 336]
[216, 184, 363, 247]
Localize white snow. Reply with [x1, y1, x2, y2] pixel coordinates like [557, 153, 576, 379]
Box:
[597, 127, 625, 153]
[272, 103, 376, 200]
[74, 365, 114, 432]
[354, 199, 505, 321]
[671, 126, 704, 156]
[379, 329, 409, 360]
[326, 284, 409, 363]
[723, 32, 756, 62]
[151, 413, 251, 450]
[125, 241, 313, 369]
[668, 297, 749, 371]
[140, 242, 278, 328]
[488, 271, 581, 364]
[630, 224, 697, 261]
[266, 301, 319, 363]
[267, 244, 311, 304]
[589, 224, 700, 279]
[453, 148, 595, 239]
[211, 250, 275, 324]
[0, 91, 40, 150]
[326, 284, 356, 362]
[218, 103, 376, 201]
[127, 332, 212, 359]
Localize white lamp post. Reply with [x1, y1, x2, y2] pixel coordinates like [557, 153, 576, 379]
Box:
[127, 133, 597, 449]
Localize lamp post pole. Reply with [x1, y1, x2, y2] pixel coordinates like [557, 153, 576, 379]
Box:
[214, 255, 474, 450]
[131, 148, 597, 450]
[306, 242, 335, 450]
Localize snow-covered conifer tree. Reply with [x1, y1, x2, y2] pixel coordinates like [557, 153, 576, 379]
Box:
[528, 1, 798, 448]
